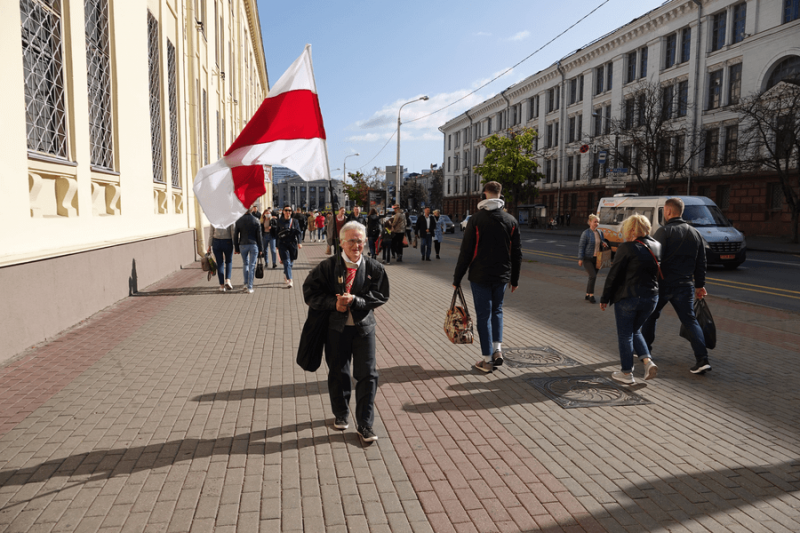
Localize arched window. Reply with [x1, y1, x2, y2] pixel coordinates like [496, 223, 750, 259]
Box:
[767, 55, 800, 89]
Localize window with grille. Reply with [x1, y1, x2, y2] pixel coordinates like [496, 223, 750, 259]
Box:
[85, 0, 114, 170]
[716, 185, 730, 209]
[21, 0, 68, 158]
[785, 0, 800, 23]
[167, 40, 179, 188]
[728, 63, 742, 105]
[680, 28, 692, 64]
[147, 11, 164, 183]
[665, 34, 677, 69]
[712, 12, 727, 51]
[769, 183, 784, 210]
[732, 3, 746, 44]
[571, 193, 577, 211]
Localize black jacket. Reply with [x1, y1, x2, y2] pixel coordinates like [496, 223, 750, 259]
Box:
[366, 214, 381, 239]
[303, 255, 390, 334]
[600, 236, 662, 305]
[293, 213, 307, 231]
[653, 217, 706, 288]
[415, 214, 436, 237]
[277, 216, 302, 259]
[453, 206, 522, 286]
[234, 213, 263, 254]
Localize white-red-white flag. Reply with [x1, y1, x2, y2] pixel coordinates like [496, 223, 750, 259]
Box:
[193, 44, 329, 227]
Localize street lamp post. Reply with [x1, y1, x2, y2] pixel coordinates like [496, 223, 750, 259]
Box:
[394, 96, 429, 208]
[343, 153, 359, 209]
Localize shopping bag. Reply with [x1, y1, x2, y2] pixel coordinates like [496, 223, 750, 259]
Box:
[402, 236, 409, 248]
[680, 298, 717, 350]
[596, 249, 612, 269]
[444, 286, 474, 344]
[255, 257, 264, 279]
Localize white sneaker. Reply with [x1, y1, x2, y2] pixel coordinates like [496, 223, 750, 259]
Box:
[219, 286, 226, 292]
[611, 371, 635, 385]
[242, 286, 249, 293]
[287, 280, 293, 289]
[225, 279, 234, 290]
[644, 360, 658, 380]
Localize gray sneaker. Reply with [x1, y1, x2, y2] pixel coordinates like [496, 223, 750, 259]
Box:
[644, 360, 658, 380]
[611, 371, 635, 385]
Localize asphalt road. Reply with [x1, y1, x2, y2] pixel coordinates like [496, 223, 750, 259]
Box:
[442, 231, 800, 313]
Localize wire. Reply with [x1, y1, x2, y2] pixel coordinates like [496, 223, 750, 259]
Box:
[357, 129, 396, 170]
[406, 0, 611, 124]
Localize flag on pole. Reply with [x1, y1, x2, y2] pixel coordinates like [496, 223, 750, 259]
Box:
[193, 44, 329, 227]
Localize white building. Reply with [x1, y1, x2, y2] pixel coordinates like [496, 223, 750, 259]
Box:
[441, 0, 800, 235]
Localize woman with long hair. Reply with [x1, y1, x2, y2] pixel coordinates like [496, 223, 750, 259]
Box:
[577, 214, 609, 304]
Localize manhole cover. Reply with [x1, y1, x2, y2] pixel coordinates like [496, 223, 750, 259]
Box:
[524, 375, 650, 409]
[503, 346, 579, 368]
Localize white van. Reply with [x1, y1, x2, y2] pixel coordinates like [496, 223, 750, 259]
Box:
[596, 195, 747, 269]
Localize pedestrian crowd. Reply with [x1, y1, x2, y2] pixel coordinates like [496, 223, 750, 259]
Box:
[205, 190, 711, 443]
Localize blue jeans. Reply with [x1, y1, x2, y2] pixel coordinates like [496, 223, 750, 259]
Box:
[211, 239, 233, 285]
[420, 234, 433, 259]
[613, 296, 658, 373]
[279, 246, 293, 280]
[642, 285, 708, 362]
[368, 237, 377, 258]
[317, 227, 324, 240]
[262, 233, 277, 266]
[240, 244, 258, 289]
[470, 282, 507, 356]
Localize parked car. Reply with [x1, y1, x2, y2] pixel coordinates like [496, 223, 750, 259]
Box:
[439, 215, 455, 233]
[460, 215, 471, 231]
[409, 215, 418, 225]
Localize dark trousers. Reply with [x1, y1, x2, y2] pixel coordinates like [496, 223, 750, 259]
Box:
[391, 233, 404, 259]
[583, 257, 598, 294]
[325, 326, 378, 428]
[642, 285, 708, 362]
[434, 240, 441, 255]
[420, 234, 433, 259]
[381, 240, 392, 262]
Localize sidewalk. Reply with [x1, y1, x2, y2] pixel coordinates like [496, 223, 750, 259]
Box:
[1, 240, 799, 532]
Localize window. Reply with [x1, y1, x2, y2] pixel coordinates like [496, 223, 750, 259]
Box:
[569, 78, 577, 105]
[732, 3, 746, 44]
[677, 80, 689, 116]
[665, 34, 677, 69]
[167, 40, 179, 188]
[554, 121, 559, 146]
[593, 110, 602, 137]
[587, 192, 595, 212]
[717, 185, 730, 209]
[545, 159, 552, 183]
[728, 63, 742, 105]
[546, 123, 553, 148]
[454, 153, 459, 170]
[674, 134, 685, 168]
[447, 157, 451, 171]
[22, 0, 68, 158]
[769, 183, 785, 210]
[659, 140, 671, 171]
[637, 94, 645, 127]
[712, 11, 727, 51]
[627, 51, 637, 83]
[622, 144, 632, 169]
[487, 117, 492, 134]
[662, 84, 674, 120]
[708, 70, 723, 109]
[604, 105, 611, 135]
[568, 116, 576, 143]
[625, 99, 635, 130]
[448, 135, 451, 150]
[640, 47, 648, 78]
[607, 61, 613, 91]
[767, 56, 800, 89]
[455, 131, 460, 146]
[680, 27, 692, 64]
[567, 156, 574, 181]
[724, 125, 738, 164]
[575, 153, 581, 180]
[579, 75, 584, 102]
[534, 95, 540, 118]
[147, 11, 164, 182]
[776, 115, 795, 159]
[577, 114, 582, 141]
[528, 96, 537, 120]
[786, 0, 800, 23]
[704, 128, 719, 166]
[85, 0, 114, 170]
[596, 65, 604, 95]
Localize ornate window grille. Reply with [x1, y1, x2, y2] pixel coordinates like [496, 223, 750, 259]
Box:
[147, 11, 164, 183]
[85, 0, 114, 170]
[21, 0, 68, 158]
[167, 40, 180, 188]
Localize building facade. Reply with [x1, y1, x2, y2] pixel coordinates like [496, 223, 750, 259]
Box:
[0, 0, 269, 363]
[273, 176, 344, 212]
[441, 0, 800, 234]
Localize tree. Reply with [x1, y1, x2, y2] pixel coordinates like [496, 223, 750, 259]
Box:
[343, 171, 370, 208]
[474, 128, 541, 216]
[399, 180, 427, 211]
[597, 81, 704, 195]
[429, 167, 443, 209]
[735, 81, 800, 242]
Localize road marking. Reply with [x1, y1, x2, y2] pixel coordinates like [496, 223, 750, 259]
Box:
[706, 277, 800, 296]
[745, 258, 800, 267]
[707, 280, 800, 300]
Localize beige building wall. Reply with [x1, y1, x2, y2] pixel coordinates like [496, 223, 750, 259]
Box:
[0, 0, 269, 363]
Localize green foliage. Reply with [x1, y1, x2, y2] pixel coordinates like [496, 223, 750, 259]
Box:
[474, 128, 541, 214]
[343, 171, 370, 207]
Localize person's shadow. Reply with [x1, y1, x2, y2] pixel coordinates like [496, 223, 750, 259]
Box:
[128, 259, 138, 295]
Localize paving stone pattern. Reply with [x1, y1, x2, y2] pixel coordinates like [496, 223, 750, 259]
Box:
[0, 239, 799, 532]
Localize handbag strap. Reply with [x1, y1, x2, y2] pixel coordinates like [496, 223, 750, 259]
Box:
[450, 287, 471, 318]
[636, 240, 664, 280]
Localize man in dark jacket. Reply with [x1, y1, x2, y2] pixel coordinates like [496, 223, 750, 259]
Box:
[642, 197, 711, 374]
[233, 210, 264, 293]
[453, 181, 522, 373]
[303, 221, 390, 443]
[415, 207, 436, 261]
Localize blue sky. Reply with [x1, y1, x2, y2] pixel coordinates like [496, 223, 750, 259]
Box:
[257, 0, 668, 180]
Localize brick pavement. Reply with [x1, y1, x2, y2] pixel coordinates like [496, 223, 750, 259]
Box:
[1, 237, 799, 532]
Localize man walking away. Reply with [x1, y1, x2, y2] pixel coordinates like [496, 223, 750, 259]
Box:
[391, 206, 407, 263]
[416, 207, 436, 261]
[641, 197, 711, 374]
[453, 182, 522, 373]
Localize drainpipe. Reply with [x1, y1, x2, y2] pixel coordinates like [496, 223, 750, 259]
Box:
[556, 60, 567, 223]
[465, 110, 474, 215]
[689, 0, 703, 194]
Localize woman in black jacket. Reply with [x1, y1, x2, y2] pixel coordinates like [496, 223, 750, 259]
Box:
[277, 206, 302, 288]
[600, 214, 662, 385]
[366, 208, 381, 260]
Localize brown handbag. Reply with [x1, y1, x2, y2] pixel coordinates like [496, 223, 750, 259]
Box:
[444, 286, 474, 344]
